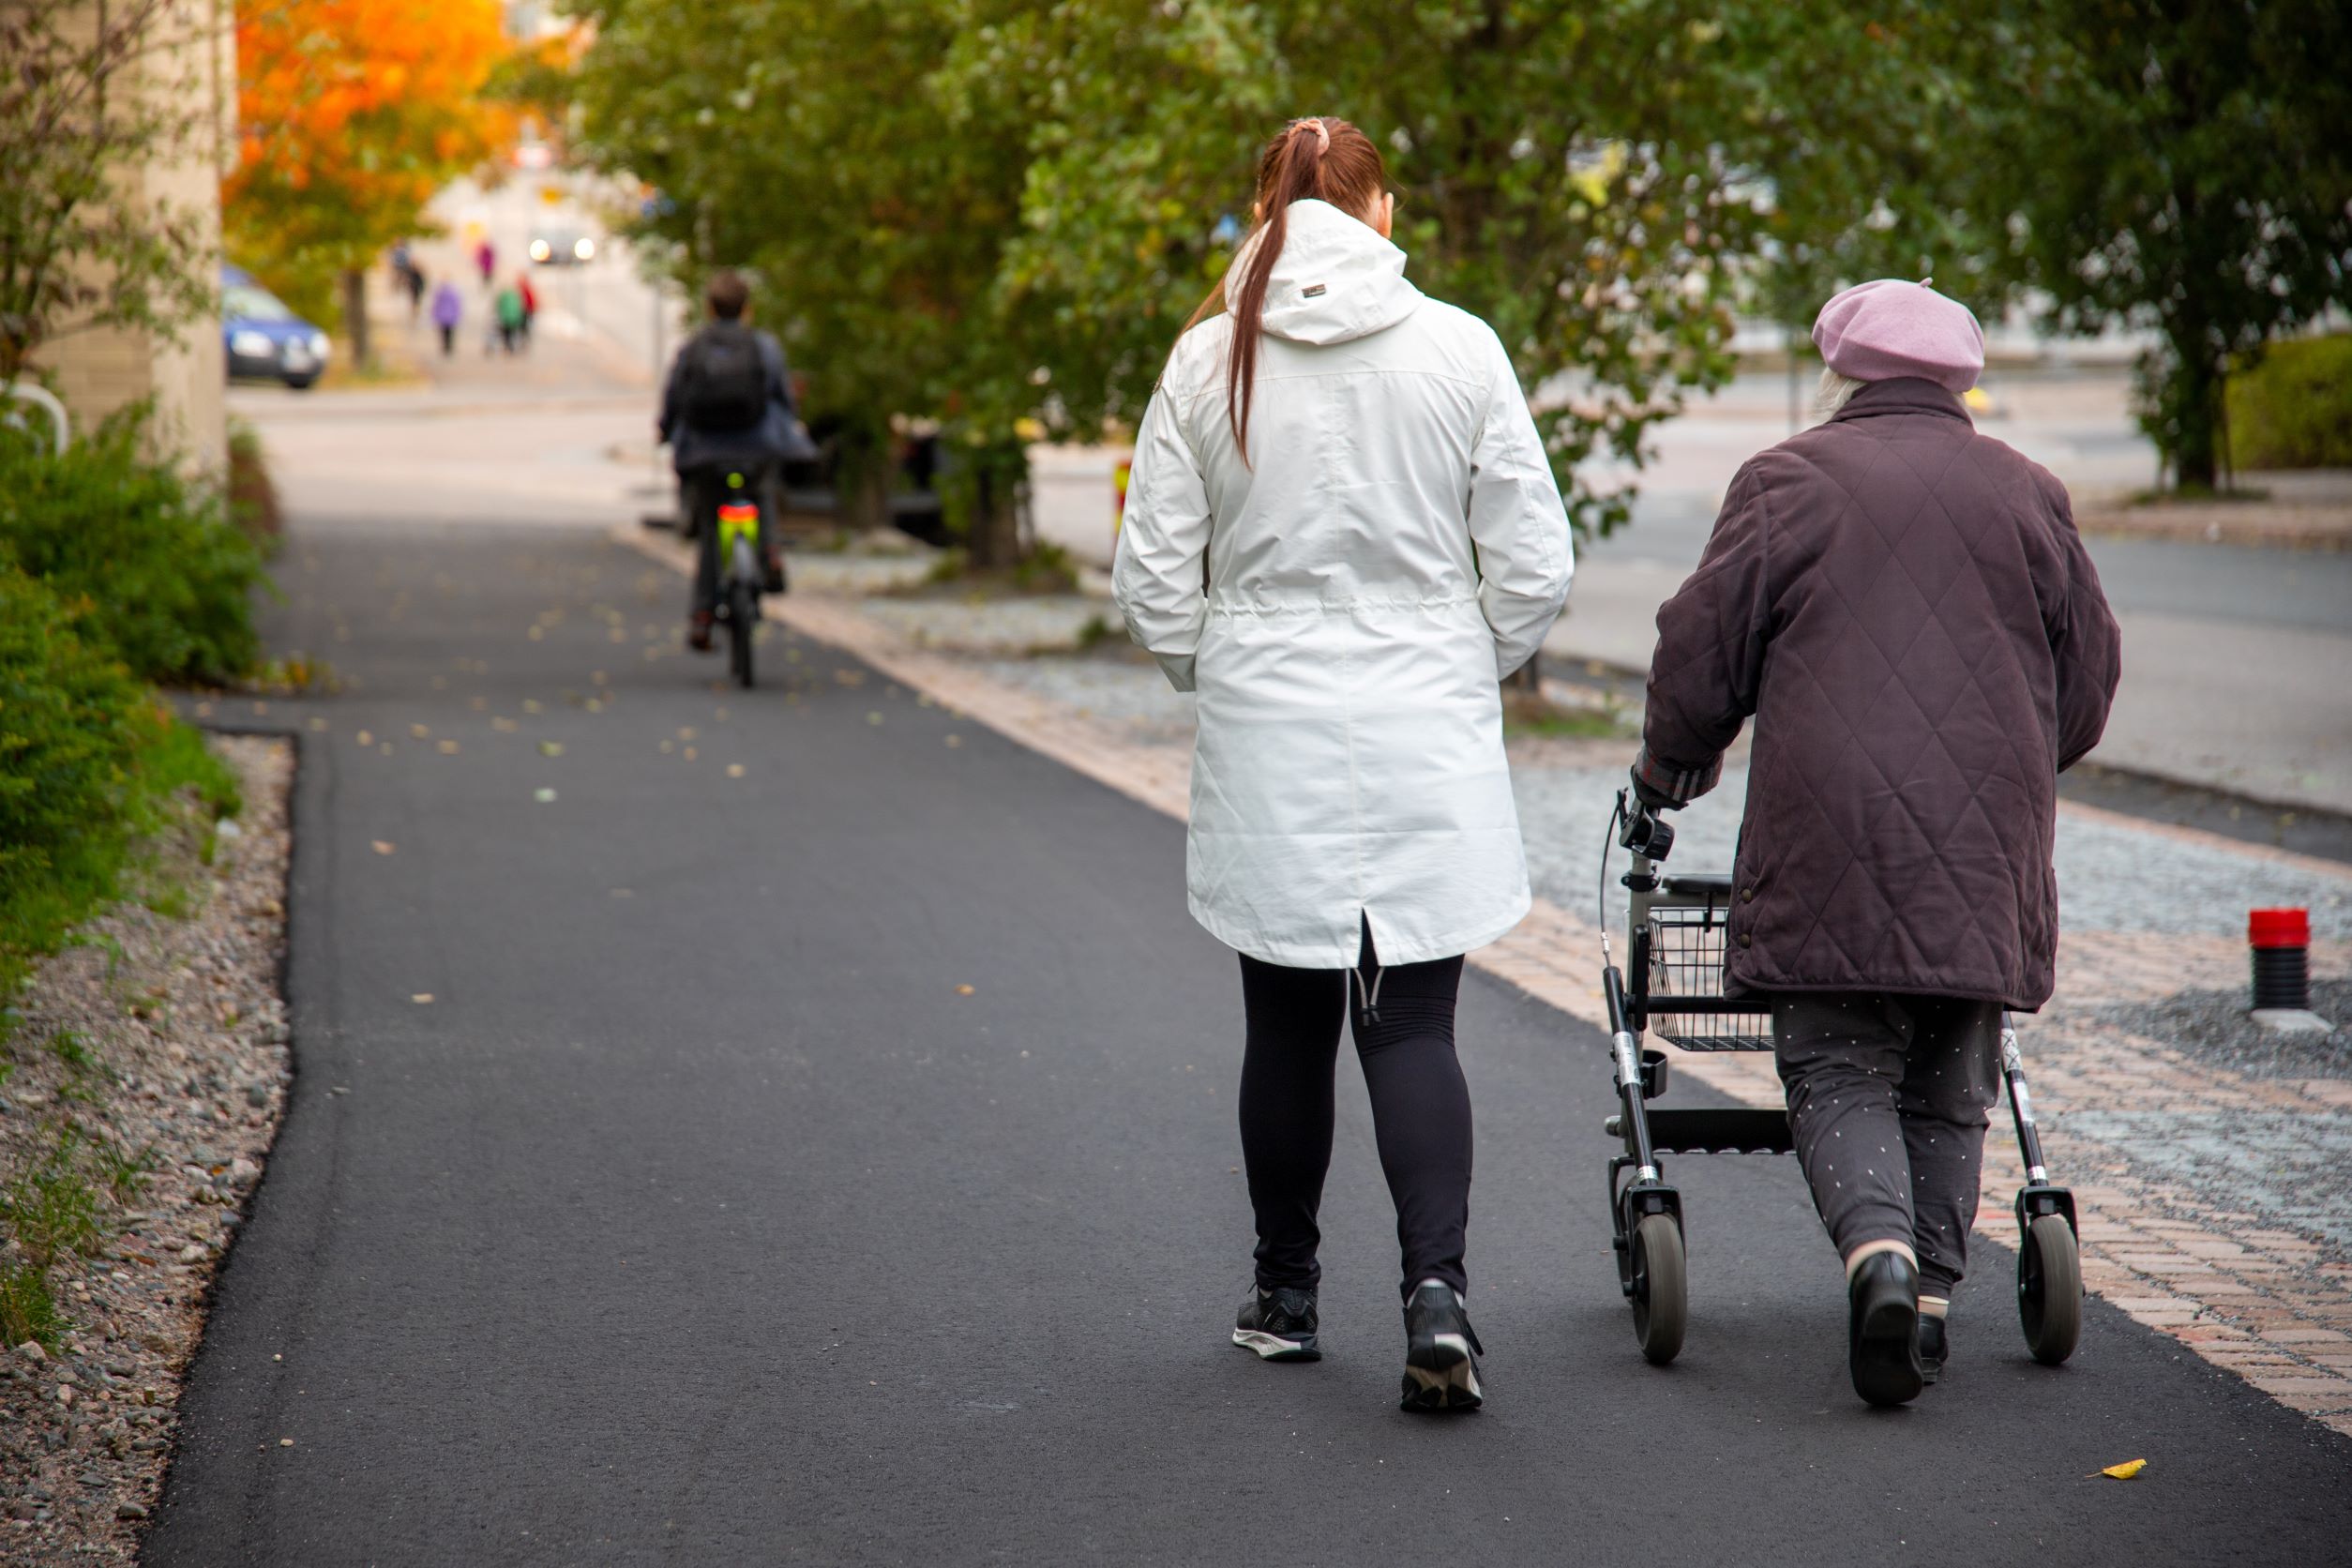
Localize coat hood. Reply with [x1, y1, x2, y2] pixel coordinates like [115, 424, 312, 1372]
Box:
[1233, 199, 1424, 347]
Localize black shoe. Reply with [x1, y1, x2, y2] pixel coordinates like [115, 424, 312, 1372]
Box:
[1232, 1286, 1319, 1362]
[762, 550, 787, 595]
[1399, 1279, 1484, 1411]
[1848, 1253, 1925, 1408]
[1918, 1314, 1948, 1385]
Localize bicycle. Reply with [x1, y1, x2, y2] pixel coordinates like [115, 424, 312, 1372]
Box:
[711, 470, 769, 688]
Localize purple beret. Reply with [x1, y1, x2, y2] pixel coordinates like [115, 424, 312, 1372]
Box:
[1811, 279, 1984, 394]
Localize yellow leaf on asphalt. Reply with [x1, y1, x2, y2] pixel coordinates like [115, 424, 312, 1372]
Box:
[356, 731, 372, 746]
[683, 746, 698, 761]
[867, 713, 883, 726]
[944, 734, 962, 748]
[371, 841, 395, 856]
[2100, 1459, 2147, 1480]
[538, 741, 564, 757]
[411, 993, 433, 1004]
[410, 725, 430, 739]
[726, 764, 745, 778]
[956, 985, 975, 996]
[436, 740, 460, 755]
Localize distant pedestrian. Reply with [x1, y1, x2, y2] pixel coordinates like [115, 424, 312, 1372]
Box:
[516, 273, 538, 349]
[429, 279, 461, 357]
[405, 261, 427, 323]
[475, 239, 497, 288]
[1112, 117, 1572, 1413]
[1631, 279, 2121, 1408]
[494, 284, 525, 354]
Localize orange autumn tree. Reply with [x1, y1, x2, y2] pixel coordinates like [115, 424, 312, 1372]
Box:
[224, 0, 510, 367]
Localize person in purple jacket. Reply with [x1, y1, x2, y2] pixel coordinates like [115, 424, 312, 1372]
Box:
[429, 279, 462, 358]
[1632, 279, 2121, 1408]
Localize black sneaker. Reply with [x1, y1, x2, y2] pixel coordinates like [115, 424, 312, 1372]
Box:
[1848, 1252, 1924, 1408]
[1232, 1286, 1319, 1362]
[1399, 1279, 1484, 1411]
[1918, 1314, 1948, 1385]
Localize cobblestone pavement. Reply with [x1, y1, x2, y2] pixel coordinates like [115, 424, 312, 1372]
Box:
[626, 530, 2352, 1438]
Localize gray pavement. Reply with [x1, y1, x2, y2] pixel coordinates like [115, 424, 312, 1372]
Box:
[147, 520, 2352, 1564]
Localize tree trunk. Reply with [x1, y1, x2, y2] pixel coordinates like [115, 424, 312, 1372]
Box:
[962, 441, 1027, 569]
[339, 267, 370, 371]
[2171, 347, 2220, 492]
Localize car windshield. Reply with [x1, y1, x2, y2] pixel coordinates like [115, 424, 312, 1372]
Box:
[225, 284, 296, 324]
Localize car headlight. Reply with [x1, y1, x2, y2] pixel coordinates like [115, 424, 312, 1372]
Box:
[230, 329, 273, 358]
[309, 331, 331, 358]
[529, 239, 551, 262]
[573, 236, 596, 262]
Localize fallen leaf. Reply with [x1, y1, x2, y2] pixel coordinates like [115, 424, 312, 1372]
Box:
[944, 734, 962, 748]
[867, 712, 884, 726]
[538, 741, 565, 757]
[410, 724, 430, 739]
[378, 743, 394, 756]
[308, 716, 328, 731]
[371, 841, 395, 855]
[2099, 1459, 2147, 1481]
[492, 717, 518, 732]
[684, 746, 698, 762]
[410, 993, 433, 1004]
[279, 1438, 294, 1448]
[436, 740, 460, 755]
[523, 700, 544, 714]
[725, 763, 746, 778]
[956, 984, 975, 996]
[355, 731, 373, 746]
[534, 788, 558, 803]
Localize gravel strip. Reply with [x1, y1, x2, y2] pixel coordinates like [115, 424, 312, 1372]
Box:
[0, 735, 292, 1562]
[2101, 979, 2351, 1080]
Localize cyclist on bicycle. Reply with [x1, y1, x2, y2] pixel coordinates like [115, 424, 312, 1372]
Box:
[658, 269, 807, 651]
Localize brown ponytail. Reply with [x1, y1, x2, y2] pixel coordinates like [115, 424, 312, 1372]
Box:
[1188, 116, 1389, 465]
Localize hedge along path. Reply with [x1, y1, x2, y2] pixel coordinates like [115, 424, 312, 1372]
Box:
[616, 523, 2352, 1438]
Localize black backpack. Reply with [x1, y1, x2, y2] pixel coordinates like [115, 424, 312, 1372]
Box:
[681, 324, 767, 431]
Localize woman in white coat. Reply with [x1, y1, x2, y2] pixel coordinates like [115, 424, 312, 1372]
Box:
[1114, 116, 1573, 1411]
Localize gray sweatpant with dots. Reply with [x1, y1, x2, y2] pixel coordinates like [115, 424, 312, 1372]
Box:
[1771, 992, 2003, 1299]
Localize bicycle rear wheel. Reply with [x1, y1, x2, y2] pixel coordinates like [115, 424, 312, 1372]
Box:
[727, 579, 755, 687]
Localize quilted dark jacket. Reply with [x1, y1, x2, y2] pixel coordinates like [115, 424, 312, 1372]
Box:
[1634, 378, 2121, 1010]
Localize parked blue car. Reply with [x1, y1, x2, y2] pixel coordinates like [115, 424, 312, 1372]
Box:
[221, 265, 330, 390]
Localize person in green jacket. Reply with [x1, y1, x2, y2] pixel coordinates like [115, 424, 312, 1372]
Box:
[494, 284, 526, 354]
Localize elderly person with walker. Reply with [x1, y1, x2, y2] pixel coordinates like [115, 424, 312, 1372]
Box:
[1115, 116, 1572, 1412]
[1631, 280, 2121, 1407]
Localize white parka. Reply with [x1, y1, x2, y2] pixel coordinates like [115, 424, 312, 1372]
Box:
[1114, 199, 1574, 969]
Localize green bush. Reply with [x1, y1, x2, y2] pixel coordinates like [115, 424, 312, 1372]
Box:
[0, 411, 269, 686]
[0, 561, 237, 1004]
[0, 563, 149, 1000]
[2228, 334, 2352, 472]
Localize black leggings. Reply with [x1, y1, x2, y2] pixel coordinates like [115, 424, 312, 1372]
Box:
[1238, 926, 1471, 1301]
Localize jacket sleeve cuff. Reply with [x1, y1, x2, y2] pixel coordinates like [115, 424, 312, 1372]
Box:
[1632, 744, 1720, 807]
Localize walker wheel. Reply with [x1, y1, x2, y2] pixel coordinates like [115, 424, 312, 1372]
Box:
[2018, 1213, 2081, 1365]
[1630, 1213, 1687, 1365]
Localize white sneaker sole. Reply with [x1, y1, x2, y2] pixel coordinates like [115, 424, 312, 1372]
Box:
[1400, 1334, 1482, 1410]
[1232, 1327, 1319, 1362]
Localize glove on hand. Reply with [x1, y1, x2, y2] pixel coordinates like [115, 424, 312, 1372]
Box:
[1628, 764, 1679, 814]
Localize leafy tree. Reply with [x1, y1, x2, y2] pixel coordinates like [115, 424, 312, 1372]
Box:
[1982, 0, 2352, 490]
[573, 0, 1046, 561]
[224, 0, 512, 368]
[0, 0, 217, 386]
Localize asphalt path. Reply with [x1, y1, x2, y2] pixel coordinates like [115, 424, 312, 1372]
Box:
[149, 523, 2352, 1564]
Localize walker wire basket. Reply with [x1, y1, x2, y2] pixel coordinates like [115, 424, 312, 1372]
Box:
[1636, 888, 1772, 1052]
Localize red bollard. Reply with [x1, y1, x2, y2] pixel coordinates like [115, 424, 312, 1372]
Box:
[2248, 908, 2311, 1014]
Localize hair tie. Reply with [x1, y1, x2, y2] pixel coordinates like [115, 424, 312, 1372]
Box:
[1290, 117, 1331, 154]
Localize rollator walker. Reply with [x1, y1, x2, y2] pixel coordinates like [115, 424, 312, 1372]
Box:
[1594, 790, 2083, 1368]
